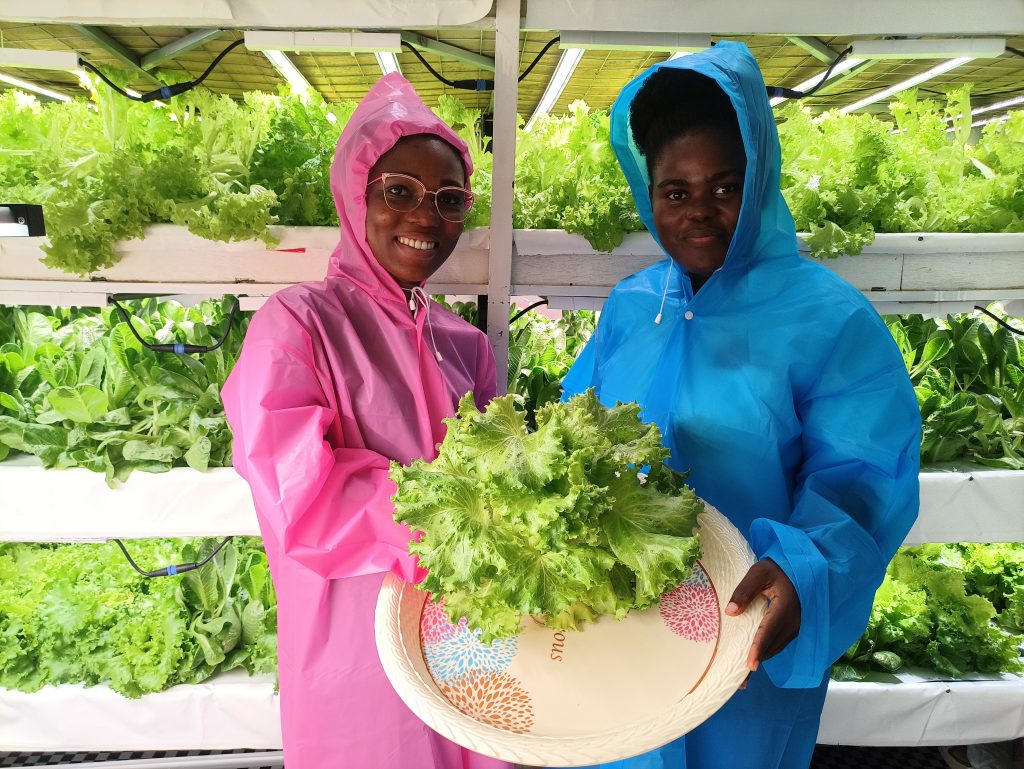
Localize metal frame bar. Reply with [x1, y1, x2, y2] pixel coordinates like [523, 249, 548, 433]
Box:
[400, 31, 495, 71]
[72, 25, 163, 86]
[485, 0, 521, 392]
[140, 29, 225, 71]
[786, 35, 839, 63]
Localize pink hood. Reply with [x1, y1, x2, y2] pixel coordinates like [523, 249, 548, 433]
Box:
[327, 72, 473, 301]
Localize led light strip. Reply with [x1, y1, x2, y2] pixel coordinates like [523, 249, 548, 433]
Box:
[0, 71, 71, 102]
[525, 47, 584, 131]
[839, 57, 972, 114]
[263, 49, 312, 95]
[375, 51, 401, 76]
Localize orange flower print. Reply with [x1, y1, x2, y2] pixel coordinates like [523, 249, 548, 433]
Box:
[439, 671, 535, 734]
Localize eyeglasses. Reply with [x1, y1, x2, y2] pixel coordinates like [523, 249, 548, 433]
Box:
[366, 173, 476, 223]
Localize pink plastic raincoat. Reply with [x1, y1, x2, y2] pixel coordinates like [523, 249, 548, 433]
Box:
[222, 74, 509, 769]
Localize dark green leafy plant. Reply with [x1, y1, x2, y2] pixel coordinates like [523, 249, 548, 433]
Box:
[885, 309, 1024, 467]
[250, 92, 352, 228]
[0, 298, 248, 483]
[508, 308, 595, 428]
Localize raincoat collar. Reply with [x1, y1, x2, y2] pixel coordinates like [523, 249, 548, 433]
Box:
[327, 73, 473, 306]
[609, 41, 800, 300]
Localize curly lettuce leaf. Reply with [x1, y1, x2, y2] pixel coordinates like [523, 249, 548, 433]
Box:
[392, 389, 702, 642]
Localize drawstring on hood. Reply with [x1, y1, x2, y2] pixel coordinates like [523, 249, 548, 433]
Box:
[325, 72, 471, 367]
[409, 286, 444, 363]
[654, 261, 677, 325]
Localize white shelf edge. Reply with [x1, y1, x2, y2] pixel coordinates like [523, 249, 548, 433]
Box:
[3, 229, 1024, 311]
[1, 460, 1021, 544]
[3, 666, 1021, 751]
[819, 674, 1024, 746]
[0, 670, 281, 752]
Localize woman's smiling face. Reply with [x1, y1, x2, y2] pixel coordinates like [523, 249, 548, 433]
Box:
[365, 134, 467, 290]
[650, 129, 746, 291]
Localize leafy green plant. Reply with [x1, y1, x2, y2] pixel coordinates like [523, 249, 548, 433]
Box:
[0, 298, 247, 483]
[835, 544, 1024, 680]
[391, 390, 703, 643]
[0, 537, 276, 698]
[508, 308, 595, 427]
[250, 91, 352, 228]
[514, 101, 642, 250]
[777, 88, 1024, 258]
[885, 309, 1024, 467]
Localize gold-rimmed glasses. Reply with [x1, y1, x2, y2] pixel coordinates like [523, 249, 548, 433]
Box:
[366, 172, 476, 223]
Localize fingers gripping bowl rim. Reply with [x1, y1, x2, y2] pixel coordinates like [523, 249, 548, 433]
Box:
[374, 504, 766, 767]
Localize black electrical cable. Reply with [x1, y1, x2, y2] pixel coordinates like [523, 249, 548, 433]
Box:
[974, 305, 1024, 336]
[77, 60, 143, 101]
[111, 297, 240, 355]
[1006, 46, 1024, 59]
[400, 41, 458, 87]
[519, 36, 561, 82]
[113, 536, 233, 578]
[78, 38, 246, 103]
[400, 41, 494, 91]
[765, 47, 854, 101]
[510, 298, 548, 324]
[400, 34, 561, 92]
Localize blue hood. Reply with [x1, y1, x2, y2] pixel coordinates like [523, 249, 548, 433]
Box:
[610, 41, 800, 298]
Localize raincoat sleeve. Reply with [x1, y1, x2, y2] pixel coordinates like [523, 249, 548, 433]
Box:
[223, 299, 423, 583]
[750, 306, 921, 688]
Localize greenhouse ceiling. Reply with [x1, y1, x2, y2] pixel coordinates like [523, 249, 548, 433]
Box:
[0, 20, 1022, 125]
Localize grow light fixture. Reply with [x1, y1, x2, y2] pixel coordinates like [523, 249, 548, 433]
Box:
[524, 47, 584, 131]
[769, 56, 866, 107]
[0, 47, 80, 71]
[0, 72, 71, 102]
[971, 112, 1014, 128]
[943, 95, 1024, 131]
[973, 95, 1024, 116]
[838, 57, 972, 114]
[850, 38, 1005, 60]
[262, 50, 312, 95]
[244, 31, 401, 54]
[558, 31, 709, 53]
[375, 51, 401, 76]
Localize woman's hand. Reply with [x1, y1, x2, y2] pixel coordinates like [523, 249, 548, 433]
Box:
[725, 558, 801, 672]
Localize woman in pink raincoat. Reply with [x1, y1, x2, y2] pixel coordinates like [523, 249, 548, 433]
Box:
[222, 74, 511, 769]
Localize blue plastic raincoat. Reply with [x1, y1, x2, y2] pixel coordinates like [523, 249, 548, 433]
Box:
[561, 42, 921, 769]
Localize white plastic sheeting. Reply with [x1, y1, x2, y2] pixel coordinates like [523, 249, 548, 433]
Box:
[909, 467, 1024, 545]
[0, 455, 258, 542]
[3, 0, 492, 28]
[819, 674, 1024, 746]
[3, 459, 1021, 544]
[0, 671, 280, 751]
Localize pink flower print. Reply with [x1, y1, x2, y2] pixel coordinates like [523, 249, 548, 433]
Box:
[660, 567, 719, 643]
[421, 598, 462, 645]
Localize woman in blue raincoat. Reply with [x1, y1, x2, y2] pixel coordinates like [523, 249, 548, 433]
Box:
[561, 42, 921, 769]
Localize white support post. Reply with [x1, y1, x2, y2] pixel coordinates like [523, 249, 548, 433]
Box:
[487, 0, 520, 394]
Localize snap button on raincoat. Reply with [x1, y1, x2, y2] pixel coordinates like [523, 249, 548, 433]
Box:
[561, 43, 921, 769]
[222, 74, 510, 769]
